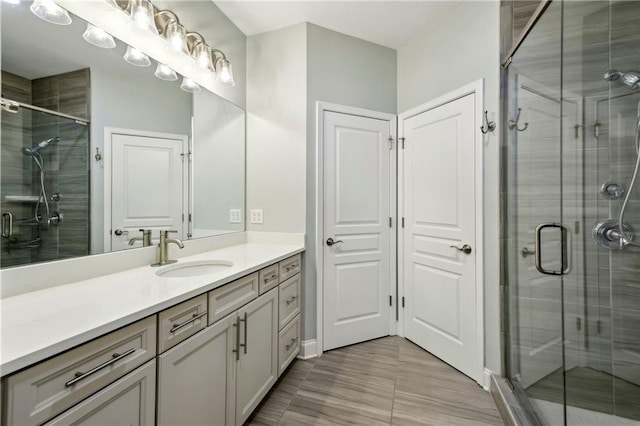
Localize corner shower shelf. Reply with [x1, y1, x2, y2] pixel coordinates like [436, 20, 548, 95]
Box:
[4, 195, 41, 203]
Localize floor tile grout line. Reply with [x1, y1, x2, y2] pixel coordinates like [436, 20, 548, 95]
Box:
[388, 338, 401, 425]
[273, 358, 317, 424]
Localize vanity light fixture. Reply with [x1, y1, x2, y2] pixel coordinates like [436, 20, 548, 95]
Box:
[155, 10, 188, 54]
[30, 0, 71, 25]
[155, 63, 178, 81]
[82, 24, 116, 49]
[212, 50, 235, 87]
[129, 0, 158, 35]
[124, 45, 151, 67]
[180, 76, 201, 93]
[186, 32, 213, 71]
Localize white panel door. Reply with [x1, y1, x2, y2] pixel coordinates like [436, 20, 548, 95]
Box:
[111, 133, 186, 251]
[402, 93, 481, 382]
[323, 111, 393, 351]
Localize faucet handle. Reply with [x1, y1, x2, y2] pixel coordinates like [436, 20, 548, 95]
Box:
[159, 229, 178, 237]
[139, 228, 151, 234]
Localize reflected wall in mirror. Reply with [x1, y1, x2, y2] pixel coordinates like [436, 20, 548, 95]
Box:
[0, 1, 245, 268]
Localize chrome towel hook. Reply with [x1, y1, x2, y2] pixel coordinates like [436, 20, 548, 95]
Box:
[508, 107, 528, 132]
[480, 110, 496, 134]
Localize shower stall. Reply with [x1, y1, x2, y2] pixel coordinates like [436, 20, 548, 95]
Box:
[1, 95, 90, 268]
[504, 0, 640, 424]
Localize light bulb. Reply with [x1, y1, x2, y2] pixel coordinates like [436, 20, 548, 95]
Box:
[180, 77, 201, 93]
[194, 44, 212, 70]
[165, 21, 188, 54]
[155, 64, 178, 81]
[30, 0, 72, 25]
[217, 59, 235, 87]
[82, 24, 116, 49]
[124, 46, 151, 67]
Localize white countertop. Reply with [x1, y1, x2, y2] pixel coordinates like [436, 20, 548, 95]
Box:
[0, 242, 304, 377]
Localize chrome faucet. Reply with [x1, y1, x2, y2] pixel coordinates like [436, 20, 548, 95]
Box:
[152, 230, 184, 267]
[128, 229, 152, 247]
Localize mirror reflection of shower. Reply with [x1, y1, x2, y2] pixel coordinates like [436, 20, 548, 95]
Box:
[593, 70, 640, 250]
[20, 137, 59, 224]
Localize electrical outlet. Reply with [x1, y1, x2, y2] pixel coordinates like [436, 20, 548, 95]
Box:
[250, 209, 263, 224]
[229, 209, 242, 224]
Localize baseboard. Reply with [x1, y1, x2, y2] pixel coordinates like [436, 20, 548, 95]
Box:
[484, 368, 493, 391]
[298, 339, 318, 360]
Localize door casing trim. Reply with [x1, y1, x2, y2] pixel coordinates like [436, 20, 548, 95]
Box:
[315, 102, 397, 356]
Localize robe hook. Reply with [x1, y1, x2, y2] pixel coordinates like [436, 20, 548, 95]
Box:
[508, 108, 528, 132]
[480, 110, 496, 134]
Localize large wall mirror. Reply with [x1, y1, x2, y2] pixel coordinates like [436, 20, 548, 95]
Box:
[0, 1, 245, 268]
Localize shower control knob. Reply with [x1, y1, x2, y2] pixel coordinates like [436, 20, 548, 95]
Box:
[114, 229, 129, 236]
[48, 212, 63, 226]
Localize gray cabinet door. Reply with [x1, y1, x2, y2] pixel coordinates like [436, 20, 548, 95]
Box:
[157, 314, 237, 426]
[44, 360, 156, 426]
[236, 288, 279, 424]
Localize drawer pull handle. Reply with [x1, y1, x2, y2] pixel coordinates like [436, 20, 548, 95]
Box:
[264, 275, 278, 284]
[65, 348, 136, 387]
[285, 337, 298, 351]
[240, 312, 248, 354]
[286, 296, 298, 305]
[170, 311, 207, 333]
[285, 264, 298, 272]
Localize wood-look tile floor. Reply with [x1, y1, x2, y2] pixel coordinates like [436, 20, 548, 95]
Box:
[246, 336, 503, 426]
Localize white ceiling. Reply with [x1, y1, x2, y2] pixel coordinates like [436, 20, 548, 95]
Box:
[213, 1, 460, 50]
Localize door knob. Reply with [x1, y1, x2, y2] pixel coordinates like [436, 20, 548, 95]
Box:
[326, 237, 343, 247]
[450, 244, 472, 254]
[114, 229, 129, 236]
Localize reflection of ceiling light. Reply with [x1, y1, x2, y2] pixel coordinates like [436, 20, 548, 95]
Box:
[130, 0, 158, 35]
[155, 63, 178, 81]
[30, 0, 72, 25]
[124, 46, 151, 67]
[180, 77, 201, 93]
[82, 24, 116, 49]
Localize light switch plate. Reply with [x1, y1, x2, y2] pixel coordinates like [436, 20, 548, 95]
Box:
[229, 209, 242, 224]
[250, 209, 263, 224]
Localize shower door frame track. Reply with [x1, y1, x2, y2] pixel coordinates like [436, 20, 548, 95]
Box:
[1, 97, 89, 125]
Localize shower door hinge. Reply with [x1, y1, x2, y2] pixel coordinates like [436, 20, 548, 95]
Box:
[574, 124, 582, 140]
[576, 317, 582, 331]
[401, 297, 405, 308]
[594, 122, 601, 139]
[574, 221, 580, 234]
[399, 137, 405, 149]
[389, 295, 392, 306]
[389, 217, 392, 228]
[388, 137, 394, 150]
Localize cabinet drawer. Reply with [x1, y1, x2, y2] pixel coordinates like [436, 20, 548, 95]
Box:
[4, 315, 156, 426]
[279, 254, 301, 282]
[278, 274, 301, 330]
[208, 272, 258, 325]
[158, 294, 207, 353]
[278, 314, 300, 376]
[258, 264, 279, 295]
[44, 360, 156, 426]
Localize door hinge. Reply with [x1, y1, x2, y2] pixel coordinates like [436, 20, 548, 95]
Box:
[577, 317, 582, 331]
[399, 137, 405, 149]
[389, 217, 392, 228]
[388, 136, 394, 150]
[594, 122, 601, 139]
[189, 213, 192, 223]
[182, 213, 185, 222]
[574, 221, 580, 234]
[401, 217, 405, 228]
[401, 297, 405, 308]
[389, 295, 392, 306]
[574, 124, 583, 140]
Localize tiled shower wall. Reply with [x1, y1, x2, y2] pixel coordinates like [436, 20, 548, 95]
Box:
[1, 69, 90, 267]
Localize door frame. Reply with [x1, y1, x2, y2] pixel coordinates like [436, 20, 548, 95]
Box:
[397, 80, 485, 381]
[315, 101, 397, 355]
[103, 127, 189, 252]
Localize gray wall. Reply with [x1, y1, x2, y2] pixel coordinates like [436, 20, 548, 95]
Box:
[397, 1, 502, 374]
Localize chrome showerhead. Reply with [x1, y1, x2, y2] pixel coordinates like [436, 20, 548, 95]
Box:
[20, 137, 60, 156]
[604, 70, 640, 89]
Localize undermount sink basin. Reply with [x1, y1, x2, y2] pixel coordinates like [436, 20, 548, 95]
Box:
[156, 260, 233, 278]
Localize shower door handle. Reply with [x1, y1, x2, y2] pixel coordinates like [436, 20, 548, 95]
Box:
[534, 223, 570, 275]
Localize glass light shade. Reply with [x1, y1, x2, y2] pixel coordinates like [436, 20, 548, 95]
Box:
[2, 0, 21, 5]
[82, 24, 116, 49]
[124, 46, 151, 67]
[180, 77, 201, 93]
[154, 63, 177, 81]
[30, 0, 72, 25]
[165, 21, 188, 54]
[217, 59, 235, 87]
[193, 44, 212, 70]
[129, 0, 158, 35]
